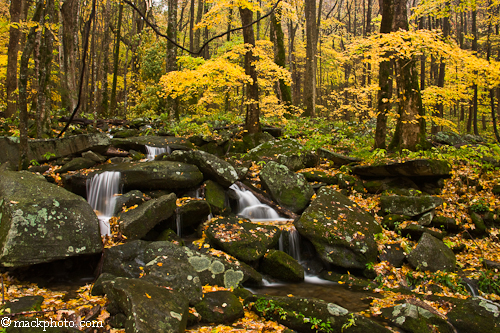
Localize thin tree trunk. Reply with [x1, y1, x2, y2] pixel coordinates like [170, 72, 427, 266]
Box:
[110, 2, 124, 116]
[6, 0, 24, 118]
[167, 0, 179, 120]
[303, 0, 317, 117]
[271, 6, 292, 106]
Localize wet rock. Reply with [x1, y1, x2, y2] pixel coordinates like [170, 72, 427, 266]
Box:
[352, 159, 451, 178]
[246, 295, 390, 333]
[58, 157, 97, 173]
[300, 170, 338, 185]
[113, 129, 139, 138]
[0, 171, 102, 268]
[380, 195, 443, 217]
[337, 173, 365, 194]
[81, 150, 107, 163]
[400, 224, 445, 240]
[204, 180, 229, 215]
[447, 297, 500, 333]
[379, 243, 406, 268]
[2, 296, 44, 313]
[364, 177, 420, 195]
[295, 187, 381, 270]
[101, 240, 262, 289]
[407, 233, 456, 272]
[260, 162, 314, 214]
[317, 148, 362, 166]
[28, 165, 50, 174]
[259, 250, 304, 282]
[381, 214, 410, 230]
[245, 139, 317, 171]
[119, 193, 177, 240]
[380, 302, 454, 333]
[113, 190, 148, 215]
[194, 291, 244, 324]
[110, 136, 194, 153]
[103, 277, 189, 333]
[469, 211, 488, 236]
[205, 216, 280, 262]
[430, 216, 462, 232]
[177, 199, 211, 229]
[165, 150, 239, 187]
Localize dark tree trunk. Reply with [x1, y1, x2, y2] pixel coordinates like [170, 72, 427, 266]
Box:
[6, 0, 24, 118]
[471, 8, 479, 135]
[167, 0, 179, 120]
[271, 6, 292, 106]
[303, 0, 317, 117]
[239, 7, 260, 133]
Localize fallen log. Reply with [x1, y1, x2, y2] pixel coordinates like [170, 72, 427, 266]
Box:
[57, 117, 128, 126]
[234, 181, 298, 220]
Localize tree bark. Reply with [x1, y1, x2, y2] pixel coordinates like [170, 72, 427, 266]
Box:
[59, 0, 80, 113]
[110, 2, 124, 117]
[271, 6, 292, 106]
[239, 6, 260, 133]
[303, 0, 317, 117]
[6, 0, 24, 118]
[167, 0, 179, 120]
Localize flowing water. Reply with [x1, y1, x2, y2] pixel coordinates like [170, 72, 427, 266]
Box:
[145, 145, 171, 161]
[86, 171, 121, 236]
[229, 184, 285, 221]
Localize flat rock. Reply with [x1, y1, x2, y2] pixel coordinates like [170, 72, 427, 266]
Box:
[318, 148, 362, 166]
[380, 195, 443, 217]
[352, 159, 451, 178]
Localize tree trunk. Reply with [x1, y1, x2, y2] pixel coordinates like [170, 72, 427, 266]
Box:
[167, 0, 179, 120]
[471, 8, 479, 135]
[271, 7, 292, 106]
[303, 0, 317, 117]
[239, 7, 260, 133]
[6, 0, 24, 118]
[388, 0, 426, 151]
[374, 0, 393, 149]
[194, 0, 204, 54]
[189, 0, 195, 52]
[110, 2, 124, 117]
[59, 0, 80, 113]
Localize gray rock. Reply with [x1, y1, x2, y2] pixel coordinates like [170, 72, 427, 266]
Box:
[260, 162, 314, 213]
[113, 190, 148, 215]
[58, 157, 97, 173]
[295, 187, 381, 270]
[317, 148, 362, 166]
[204, 180, 229, 215]
[0, 171, 102, 268]
[205, 216, 280, 262]
[104, 277, 189, 333]
[110, 136, 194, 153]
[352, 159, 451, 178]
[380, 303, 454, 333]
[380, 195, 443, 217]
[447, 297, 500, 333]
[195, 291, 244, 324]
[177, 199, 211, 229]
[82, 150, 107, 163]
[119, 193, 177, 240]
[407, 233, 456, 272]
[418, 211, 434, 226]
[165, 150, 239, 187]
[260, 250, 304, 282]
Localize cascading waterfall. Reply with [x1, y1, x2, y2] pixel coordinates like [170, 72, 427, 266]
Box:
[229, 184, 281, 221]
[87, 171, 121, 236]
[145, 145, 171, 161]
[278, 226, 301, 261]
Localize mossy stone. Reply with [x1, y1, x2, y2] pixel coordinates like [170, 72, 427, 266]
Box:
[194, 291, 244, 324]
[260, 250, 304, 282]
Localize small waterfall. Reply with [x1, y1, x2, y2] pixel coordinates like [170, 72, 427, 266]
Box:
[145, 145, 170, 161]
[87, 171, 121, 236]
[229, 184, 281, 221]
[278, 226, 301, 261]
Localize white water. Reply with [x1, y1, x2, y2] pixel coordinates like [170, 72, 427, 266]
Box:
[145, 145, 171, 161]
[229, 184, 283, 221]
[86, 171, 121, 236]
[279, 226, 301, 261]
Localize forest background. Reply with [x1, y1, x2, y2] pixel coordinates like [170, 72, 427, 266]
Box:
[2, 0, 500, 157]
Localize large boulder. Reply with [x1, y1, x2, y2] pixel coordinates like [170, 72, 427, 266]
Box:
[259, 250, 304, 282]
[0, 133, 110, 168]
[205, 216, 280, 262]
[317, 148, 362, 166]
[119, 193, 177, 240]
[447, 297, 500, 333]
[260, 162, 314, 214]
[176, 199, 211, 229]
[246, 295, 390, 333]
[380, 302, 454, 333]
[194, 291, 244, 324]
[0, 171, 102, 267]
[295, 187, 381, 270]
[164, 150, 239, 187]
[245, 138, 318, 171]
[110, 136, 194, 153]
[103, 277, 189, 333]
[101, 240, 262, 289]
[58, 157, 97, 173]
[407, 233, 456, 272]
[352, 159, 451, 178]
[380, 195, 443, 217]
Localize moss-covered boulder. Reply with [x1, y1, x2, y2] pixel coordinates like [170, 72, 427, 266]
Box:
[407, 233, 456, 272]
[142, 257, 202, 305]
[364, 177, 420, 194]
[119, 193, 177, 240]
[225, 132, 275, 154]
[2, 296, 44, 314]
[430, 216, 462, 232]
[165, 150, 239, 187]
[300, 170, 338, 185]
[379, 243, 406, 268]
[177, 198, 211, 229]
[205, 216, 280, 262]
[400, 224, 445, 240]
[113, 129, 139, 138]
[380, 195, 443, 217]
[245, 138, 317, 171]
[260, 250, 304, 282]
[110, 136, 194, 153]
[317, 148, 362, 166]
[194, 291, 244, 324]
[101, 240, 262, 289]
[447, 297, 500, 333]
[295, 187, 381, 270]
[380, 303, 454, 333]
[204, 180, 229, 215]
[433, 131, 464, 146]
[352, 159, 451, 178]
[113, 190, 148, 215]
[103, 277, 189, 333]
[246, 295, 391, 333]
[0, 171, 102, 268]
[337, 173, 365, 194]
[58, 157, 97, 173]
[381, 214, 411, 230]
[260, 162, 314, 214]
